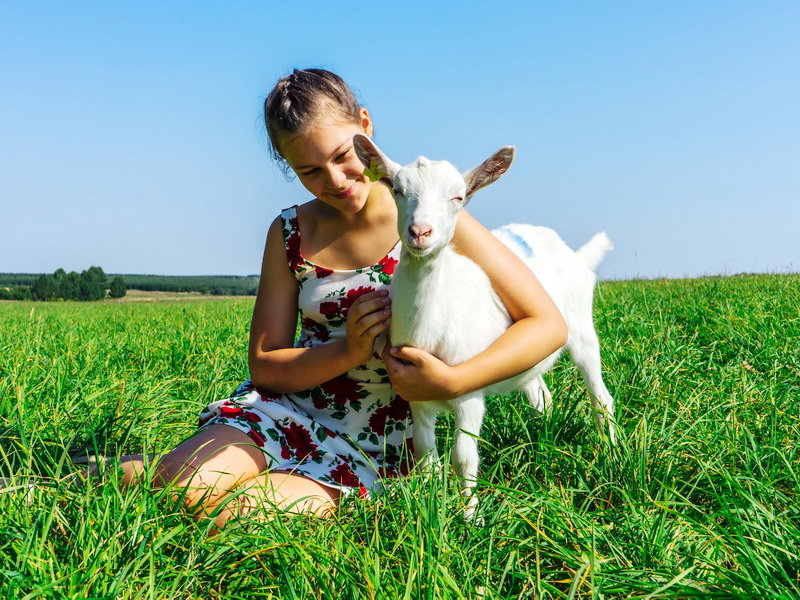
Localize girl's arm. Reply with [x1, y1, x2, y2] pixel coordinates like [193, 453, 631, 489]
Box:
[383, 210, 568, 400]
[249, 217, 391, 394]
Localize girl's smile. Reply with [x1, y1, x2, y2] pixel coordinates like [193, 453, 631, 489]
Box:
[331, 183, 356, 200]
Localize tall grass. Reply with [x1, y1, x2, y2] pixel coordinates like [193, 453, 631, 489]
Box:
[1, 275, 798, 598]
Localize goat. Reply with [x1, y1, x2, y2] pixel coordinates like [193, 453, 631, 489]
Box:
[353, 134, 616, 518]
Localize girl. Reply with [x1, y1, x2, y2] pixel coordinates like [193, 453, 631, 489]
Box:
[117, 68, 567, 530]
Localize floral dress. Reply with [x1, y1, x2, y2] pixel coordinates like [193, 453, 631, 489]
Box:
[198, 206, 412, 495]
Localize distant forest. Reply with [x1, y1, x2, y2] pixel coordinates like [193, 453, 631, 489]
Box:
[0, 271, 259, 301]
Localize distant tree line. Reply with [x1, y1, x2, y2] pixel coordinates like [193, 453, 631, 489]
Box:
[0, 268, 124, 301]
[0, 286, 33, 301]
[10, 267, 126, 301]
[119, 275, 259, 296]
[0, 272, 259, 300]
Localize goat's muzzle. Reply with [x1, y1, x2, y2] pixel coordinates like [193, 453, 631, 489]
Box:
[408, 224, 433, 247]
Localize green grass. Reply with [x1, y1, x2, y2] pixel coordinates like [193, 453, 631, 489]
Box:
[1, 274, 799, 599]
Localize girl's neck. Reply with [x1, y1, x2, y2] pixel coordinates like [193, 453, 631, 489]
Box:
[298, 183, 399, 270]
[314, 185, 395, 233]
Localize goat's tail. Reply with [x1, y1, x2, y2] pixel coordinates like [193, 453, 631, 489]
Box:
[577, 232, 614, 271]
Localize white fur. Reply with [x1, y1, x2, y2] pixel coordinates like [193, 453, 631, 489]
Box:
[354, 135, 617, 518]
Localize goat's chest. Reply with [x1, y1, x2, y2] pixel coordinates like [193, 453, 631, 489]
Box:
[390, 252, 511, 365]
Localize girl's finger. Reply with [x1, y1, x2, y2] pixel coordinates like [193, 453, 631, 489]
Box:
[349, 295, 391, 322]
[388, 345, 421, 367]
[355, 307, 391, 337]
[363, 319, 390, 341]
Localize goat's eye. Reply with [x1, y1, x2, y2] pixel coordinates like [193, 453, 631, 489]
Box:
[452, 196, 464, 203]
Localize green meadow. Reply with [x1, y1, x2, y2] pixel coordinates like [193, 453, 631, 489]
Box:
[1, 274, 798, 599]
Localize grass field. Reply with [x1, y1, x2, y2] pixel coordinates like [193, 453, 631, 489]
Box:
[1, 274, 798, 599]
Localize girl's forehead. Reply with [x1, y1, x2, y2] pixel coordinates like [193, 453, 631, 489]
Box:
[282, 122, 362, 168]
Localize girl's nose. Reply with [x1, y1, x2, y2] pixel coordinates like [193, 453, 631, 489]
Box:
[328, 167, 347, 188]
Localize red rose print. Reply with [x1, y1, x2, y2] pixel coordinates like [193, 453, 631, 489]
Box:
[244, 412, 262, 423]
[388, 395, 410, 420]
[368, 405, 391, 435]
[377, 465, 397, 479]
[321, 375, 363, 406]
[319, 301, 340, 320]
[281, 445, 291, 460]
[303, 317, 332, 342]
[313, 395, 328, 410]
[286, 232, 302, 272]
[378, 255, 398, 276]
[284, 422, 320, 461]
[340, 286, 376, 317]
[248, 428, 266, 447]
[219, 404, 243, 418]
[368, 396, 410, 435]
[315, 266, 334, 279]
[329, 463, 360, 487]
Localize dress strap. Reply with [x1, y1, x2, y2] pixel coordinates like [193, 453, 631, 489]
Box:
[280, 206, 304, 274]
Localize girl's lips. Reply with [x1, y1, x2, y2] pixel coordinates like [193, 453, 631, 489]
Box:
[331, 183, 356, 199]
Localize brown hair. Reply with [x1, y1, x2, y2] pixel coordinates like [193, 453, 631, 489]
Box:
[264, 69, 363, 175]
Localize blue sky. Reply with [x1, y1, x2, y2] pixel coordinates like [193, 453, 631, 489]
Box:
[1, 1, 798, 279]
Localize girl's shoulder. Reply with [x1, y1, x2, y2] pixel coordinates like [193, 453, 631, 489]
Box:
[292, 198, 340, 227]
[278, 200, 328, 241]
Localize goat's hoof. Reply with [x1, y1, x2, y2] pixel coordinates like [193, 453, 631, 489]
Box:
[462, 495, 483, 523]
[463, 508, 485, 526]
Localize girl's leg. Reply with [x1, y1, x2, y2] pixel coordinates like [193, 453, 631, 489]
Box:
[209, 471, 342, 530]
[68, 454, 155, 484]
[118, 454, 154, 485]
[89, 425, 342, 531]
[152, 424, 267, 521]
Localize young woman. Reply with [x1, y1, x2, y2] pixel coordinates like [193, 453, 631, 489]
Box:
[117, 68, 567, 530]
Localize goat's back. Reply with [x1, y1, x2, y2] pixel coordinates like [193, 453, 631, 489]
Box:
[492, 224, 611, 357]
[492, 223, 608, 310]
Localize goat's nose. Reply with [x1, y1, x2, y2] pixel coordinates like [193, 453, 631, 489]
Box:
[409, 224, 433, 240]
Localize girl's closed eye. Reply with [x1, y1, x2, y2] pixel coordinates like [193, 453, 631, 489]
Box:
[298, 149, 350, 177]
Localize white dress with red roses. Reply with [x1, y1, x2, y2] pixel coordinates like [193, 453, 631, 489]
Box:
[198, 206, 412, 495]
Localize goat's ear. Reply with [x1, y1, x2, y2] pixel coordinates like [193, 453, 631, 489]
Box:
[353, 134, 401, 186]
[462, 146, 515, 198]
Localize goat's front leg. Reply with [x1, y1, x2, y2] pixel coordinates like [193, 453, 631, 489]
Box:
[410, 402, 440, 472]
[451, 395, 485, 520]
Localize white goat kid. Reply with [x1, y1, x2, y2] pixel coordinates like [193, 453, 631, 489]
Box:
[353, 134, 616, 518]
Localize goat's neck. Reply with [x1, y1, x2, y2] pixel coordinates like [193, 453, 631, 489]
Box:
[390, 246, 449, 345]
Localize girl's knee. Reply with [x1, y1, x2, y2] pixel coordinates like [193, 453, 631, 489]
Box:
[154, 425, 267, 487]
[156, 431, 263, 514]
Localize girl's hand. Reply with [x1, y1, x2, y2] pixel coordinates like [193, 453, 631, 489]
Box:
[343, 290, 392, 366]
[382, 345, 461, 401]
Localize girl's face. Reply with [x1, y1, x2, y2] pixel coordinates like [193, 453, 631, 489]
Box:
[281, 109, 375, 214]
